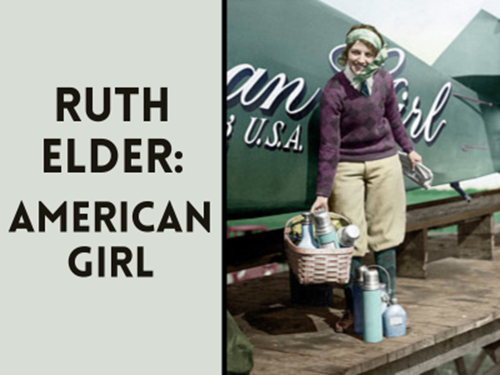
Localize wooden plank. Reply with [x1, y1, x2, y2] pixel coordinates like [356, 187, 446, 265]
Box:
[454, 357, 468, 375]
[397, 229, 428, 278]
[406, 190, 500, 232]
[470, 350, 487, 375]
[484, 362, 500, 375]
[427, 232, 460, 262]
[457, 214, 494, 260]
[250, 328, 409, 374]
[250, 347, 337, 374]
[483, 341, 500, 364]
[228, 249, 500, 374]
[361, 320, 500, 375]
[227, 234, 500, 374]
[407, 189, 500, 211]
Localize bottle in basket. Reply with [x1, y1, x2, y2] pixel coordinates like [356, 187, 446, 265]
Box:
[312, 210, 340, 248]
[297, 212, 318, 249]
[362, 269, 384, 343]
[338, 224, 360, 248]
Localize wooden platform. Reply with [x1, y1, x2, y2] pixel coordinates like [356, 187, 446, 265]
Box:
[398, 190, 500, 279]
[227, 237, 500, 374]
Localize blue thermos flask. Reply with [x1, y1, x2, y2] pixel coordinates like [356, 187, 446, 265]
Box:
[383, 297, 407, 338]
[362, 269, 384, 343]
[353, 265, 368, 335]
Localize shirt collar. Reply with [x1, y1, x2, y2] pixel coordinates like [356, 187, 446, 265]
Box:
[344, 65, 374, 94]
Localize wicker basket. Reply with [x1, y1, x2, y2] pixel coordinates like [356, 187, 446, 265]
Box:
[284, 212, 354, 285]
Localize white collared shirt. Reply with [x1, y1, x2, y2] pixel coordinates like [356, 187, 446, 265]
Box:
[344, 65, 374, 95]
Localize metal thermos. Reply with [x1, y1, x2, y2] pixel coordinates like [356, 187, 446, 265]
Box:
[367, 265, 392, 314]
[338, 224, 360, 247]
[297, 212, 318, 249]
[362, 269, 384, 343]
[353, 265, 368, 335]
[312, 210, 340, 248]
[383, 297, 407, 338]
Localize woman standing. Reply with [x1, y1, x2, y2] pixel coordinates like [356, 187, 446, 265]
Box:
[311, 24, 422, 333]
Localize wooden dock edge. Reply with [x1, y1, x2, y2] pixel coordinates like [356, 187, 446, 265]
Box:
[363, 319, 500, 375]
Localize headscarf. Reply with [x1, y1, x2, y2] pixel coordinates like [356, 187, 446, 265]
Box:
[345, 28, 388, 85]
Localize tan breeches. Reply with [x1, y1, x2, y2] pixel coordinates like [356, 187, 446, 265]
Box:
[328, 154, 406, 256]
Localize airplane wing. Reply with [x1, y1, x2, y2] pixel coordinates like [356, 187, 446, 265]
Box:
[227, 0, 494, 219]
[434, 10, 500, 172]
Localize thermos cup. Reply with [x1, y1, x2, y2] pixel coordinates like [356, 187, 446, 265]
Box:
[338, 224, 360, 248]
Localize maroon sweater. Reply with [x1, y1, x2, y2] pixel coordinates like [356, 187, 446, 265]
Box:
[316, 69, 414, 197]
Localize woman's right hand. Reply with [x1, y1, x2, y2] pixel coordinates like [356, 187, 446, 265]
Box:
[311, 196, 329, 212]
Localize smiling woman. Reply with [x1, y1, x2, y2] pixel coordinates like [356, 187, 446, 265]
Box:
[310, 23, 422, 334]
[337, 24, 381, 71]
[347, 41, 375, 75]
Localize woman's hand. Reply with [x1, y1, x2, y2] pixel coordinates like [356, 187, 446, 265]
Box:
[408, 150, 422, 170]
[311, 196, 329, 212]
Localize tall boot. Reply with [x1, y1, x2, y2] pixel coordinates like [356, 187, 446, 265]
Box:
[374, 248, 396, 299]
[335, 256, 363, 333]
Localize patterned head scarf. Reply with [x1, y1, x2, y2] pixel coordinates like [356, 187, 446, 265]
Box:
[345, 28, 388, 84]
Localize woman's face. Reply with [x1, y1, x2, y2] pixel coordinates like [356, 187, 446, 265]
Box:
[347, 40, 376, 75]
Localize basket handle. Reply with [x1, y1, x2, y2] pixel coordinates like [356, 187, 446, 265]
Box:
[284, 211, 351, 230]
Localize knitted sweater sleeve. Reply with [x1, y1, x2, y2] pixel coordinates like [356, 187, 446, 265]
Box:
[384, 72, 414, 153]
[316, 80, 342, 197]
